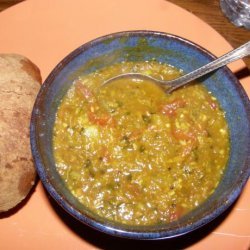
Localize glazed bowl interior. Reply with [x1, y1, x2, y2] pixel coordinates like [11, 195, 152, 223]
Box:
[30, 31, 250, 239]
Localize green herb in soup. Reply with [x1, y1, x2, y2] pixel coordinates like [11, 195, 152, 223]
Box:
[53, 61, 230, 226]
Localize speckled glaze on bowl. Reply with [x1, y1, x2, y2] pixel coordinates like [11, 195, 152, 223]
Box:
[30, 31, 250, 240]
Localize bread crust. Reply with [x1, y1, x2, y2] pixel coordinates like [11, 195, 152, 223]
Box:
[0, 54, 41, 212]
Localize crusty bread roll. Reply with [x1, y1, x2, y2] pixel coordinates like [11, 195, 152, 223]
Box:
[0, 54, 42, 212]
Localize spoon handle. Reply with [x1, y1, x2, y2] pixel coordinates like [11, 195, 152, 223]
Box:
[166, 41, 250, 93]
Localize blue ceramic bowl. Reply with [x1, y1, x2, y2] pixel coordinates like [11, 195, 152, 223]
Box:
[30, 31, 250, 239]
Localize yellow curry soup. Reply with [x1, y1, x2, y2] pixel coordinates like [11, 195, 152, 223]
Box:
[53, 61, 230, 226]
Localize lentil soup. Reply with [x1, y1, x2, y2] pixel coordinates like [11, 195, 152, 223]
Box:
[53, 61, 230, 226]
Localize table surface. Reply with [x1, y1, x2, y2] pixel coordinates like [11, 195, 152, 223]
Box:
[0, 0, 250, 69]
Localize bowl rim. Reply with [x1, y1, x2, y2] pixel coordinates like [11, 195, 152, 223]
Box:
[30, 30, 250, 240]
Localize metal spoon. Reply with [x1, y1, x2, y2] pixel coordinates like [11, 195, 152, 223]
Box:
[103, 41, 250, 94]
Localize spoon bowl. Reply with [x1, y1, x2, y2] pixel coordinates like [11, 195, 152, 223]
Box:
[31, 31, 250, 240]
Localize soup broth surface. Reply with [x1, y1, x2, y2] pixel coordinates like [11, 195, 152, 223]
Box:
[53, 61, 229, 226]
